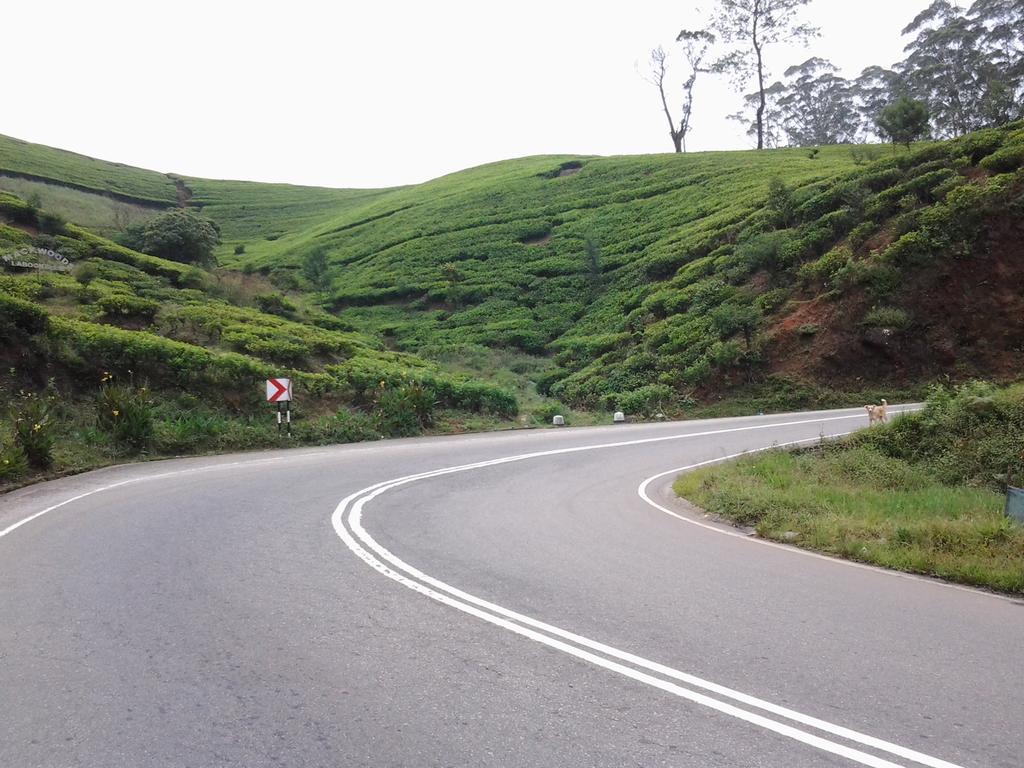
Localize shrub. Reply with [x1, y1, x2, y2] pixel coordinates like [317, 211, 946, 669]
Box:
[133, 209, 220, 267]
[11, 395, 55, 469]
[0, 293, 48, 341]
[96, 383, 155, 452]
[847, 222, 876, 251]
[862, 306, 911, 330]
[765, 177, 795, 227]
[881, 230, 938, 266]
[849, 145, 881, 166]
[374, 385, 425, 437]
[155, 412, 227, 453]
[958, 128, 1005, 164]
[178, 266, 208, 289]
[234, 244, 246, 255]
[45, 317, 265, 393]
[798, 324, 819, 337]
[0, 442, 29, 482]
[980, 144, 1024, 173]
[755, 288, 788, 314]
[254, 292, 297, 317]
[735, 230, 791, 273]
[833, 259, 901, 299]
[798, 247, 851, 286]
[534, 367, 568, 396]
[682, 357, 711, 386]
[710, 302, 760, 344]
[73, 261, 100, 285]
[616, 384, 673, 417]
[37, 211, 67, 234]
[295, 409, 379, 444]
[709, 340, 743, 368]
[95, 293, 160, 319]
[531, 402, 567, 424]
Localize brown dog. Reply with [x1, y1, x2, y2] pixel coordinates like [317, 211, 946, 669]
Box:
[865, 399, 888, 425]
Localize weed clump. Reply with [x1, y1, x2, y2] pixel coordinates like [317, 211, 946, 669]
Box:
[96, 381, 155, 453]
[11, 393, 55, 469]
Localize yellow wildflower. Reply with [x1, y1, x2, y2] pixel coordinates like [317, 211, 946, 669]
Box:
[32, 423, 41, 432]
[112, 410, 120, 417]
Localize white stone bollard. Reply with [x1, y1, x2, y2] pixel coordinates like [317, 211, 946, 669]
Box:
[552, 415, 565, 426]
[613, 411, 625, 423]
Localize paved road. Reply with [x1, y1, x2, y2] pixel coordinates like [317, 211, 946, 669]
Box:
[1, 407, 1021, 768]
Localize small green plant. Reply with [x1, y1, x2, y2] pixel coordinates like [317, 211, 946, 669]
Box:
[96, 381, 155, 452]
[73, 261, 99, 285]
[617, 384, 673, 417]
[849, 145, 880, 166]
[531, 402, 567, 424]
[254, 292, 297, 317]
[233, 243, 246, 255]
[798, 324, 819, 337]
[0, 442, 29, 481]
[373, 381, 437, 437]
[862, 306, 910, 330]
[765, 177, 795, 227]
[11, 394, 55, 469]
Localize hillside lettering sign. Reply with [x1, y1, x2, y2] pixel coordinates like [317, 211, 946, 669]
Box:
[1, 246, 72, 273]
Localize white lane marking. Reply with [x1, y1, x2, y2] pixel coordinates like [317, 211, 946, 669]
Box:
[636, 426, 1017, 602]
[332, 412, 963, 768]
[0, 452, 329, 540]
[0, 409, 887, 542]
[334, 509, 909, 768]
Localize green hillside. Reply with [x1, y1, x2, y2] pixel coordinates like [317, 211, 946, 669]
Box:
[1, 123, 1023, 486]
[0, 190, 517, 486]
[0, 133, 178, 204]
[228, 124, 1024, 413]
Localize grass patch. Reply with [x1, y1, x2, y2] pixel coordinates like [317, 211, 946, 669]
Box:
[674, 383, 1024, 593]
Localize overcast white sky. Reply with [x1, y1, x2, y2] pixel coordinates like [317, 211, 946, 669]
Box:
[3, 1, 931, 188]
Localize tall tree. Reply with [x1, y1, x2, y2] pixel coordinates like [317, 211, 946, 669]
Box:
[877, 96, 931, 148]
[645, 28, 715, 153]
[711, 0, 819, 149]
[853, 66, 906, 140]
[728, 81, 787, 147]
[968, 0, 1024, 120]
[898, 1, 990, 137]
[776, 58, 860, 146]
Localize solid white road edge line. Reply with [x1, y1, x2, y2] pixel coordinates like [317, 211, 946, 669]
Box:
[636, 438, 1013, 602]
[0, 452, 329, 540]
[333, 410, 962, 768]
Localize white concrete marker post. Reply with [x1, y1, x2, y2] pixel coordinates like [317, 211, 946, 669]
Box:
[266, 378, 293, 437]
[552, 415, 565, 426]
[613, 411, 625, 423]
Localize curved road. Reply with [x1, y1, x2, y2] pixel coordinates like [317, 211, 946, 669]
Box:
[1, 407, 1021, 768]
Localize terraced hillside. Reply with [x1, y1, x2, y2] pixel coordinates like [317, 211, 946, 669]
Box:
[224, 124, 1024, 413]
[0, 190, 517, 486]
[2, 123, 1023, 453]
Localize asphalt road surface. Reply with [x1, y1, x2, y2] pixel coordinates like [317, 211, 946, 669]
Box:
[2, 407, 1021, 768]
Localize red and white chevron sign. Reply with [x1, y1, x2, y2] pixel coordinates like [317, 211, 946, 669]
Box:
[265, 378, 292, 402]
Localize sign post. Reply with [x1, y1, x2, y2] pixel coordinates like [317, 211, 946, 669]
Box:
[266, 378, 292, 437]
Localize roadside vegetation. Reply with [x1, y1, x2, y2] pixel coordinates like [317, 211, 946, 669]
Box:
[0, 192, 518, 491]
[674, 382, 1024, 593]
[1, 120, 1023, 493]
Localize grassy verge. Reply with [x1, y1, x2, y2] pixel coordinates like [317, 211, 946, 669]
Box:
[674, 382, 1024, 594]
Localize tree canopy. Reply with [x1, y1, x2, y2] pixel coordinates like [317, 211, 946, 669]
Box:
[121, 209, 221, 267]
